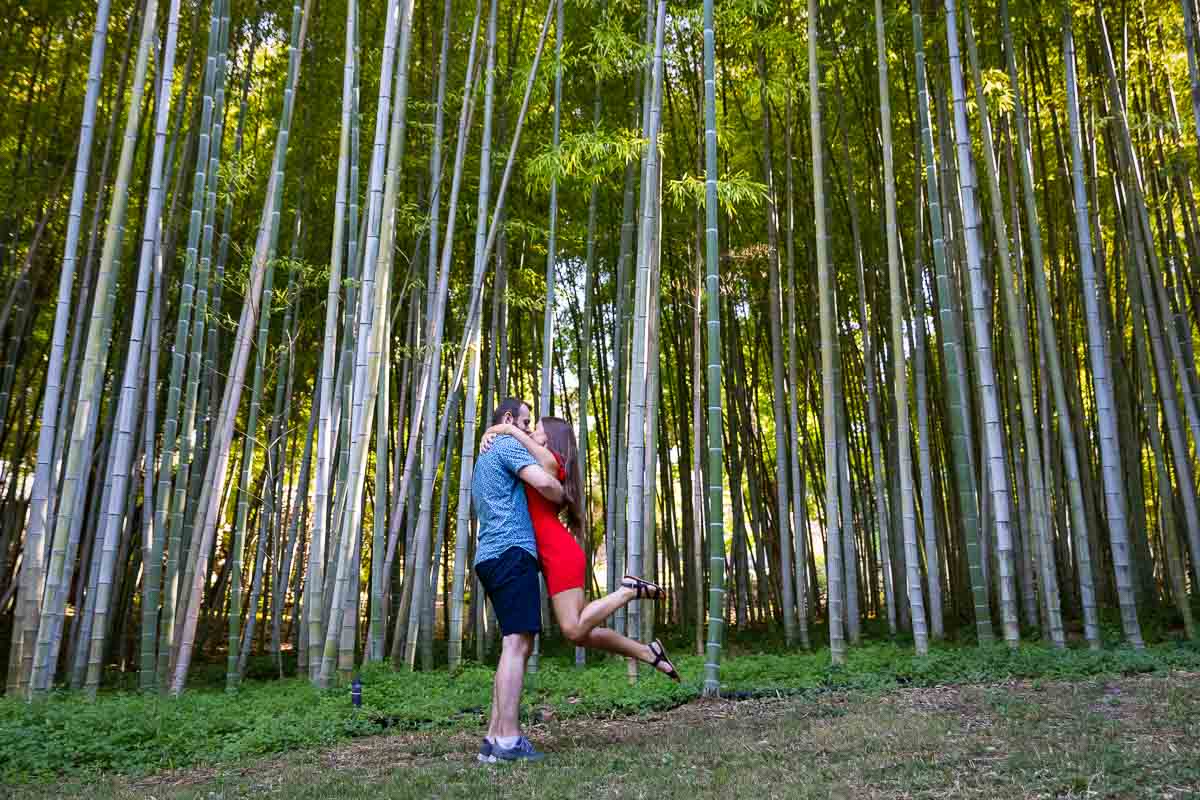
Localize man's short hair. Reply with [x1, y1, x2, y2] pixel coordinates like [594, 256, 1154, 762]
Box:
[492, 396, 529, 426]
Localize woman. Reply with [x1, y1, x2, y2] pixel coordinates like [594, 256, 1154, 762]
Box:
[482, 416, 680, 681]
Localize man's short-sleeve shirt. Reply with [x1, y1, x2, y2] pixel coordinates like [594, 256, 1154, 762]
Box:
[471, 435, 539, 566]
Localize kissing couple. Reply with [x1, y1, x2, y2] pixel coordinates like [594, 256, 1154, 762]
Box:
[471, 396, 680, 763]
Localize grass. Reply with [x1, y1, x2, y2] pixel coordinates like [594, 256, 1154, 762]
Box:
[13, 670, 1200, 799]
[2, 634, 1199, 788]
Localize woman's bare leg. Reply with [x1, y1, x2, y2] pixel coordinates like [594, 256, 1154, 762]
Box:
[552, 587, 636, 640]
[578, 627, 652, 662]
[550, 590, 675, 677]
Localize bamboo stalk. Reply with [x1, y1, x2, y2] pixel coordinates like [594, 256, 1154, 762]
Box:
[701, 0, 726, 692]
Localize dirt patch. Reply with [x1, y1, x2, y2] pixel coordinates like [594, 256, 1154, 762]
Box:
[113, 692, 847, 797]
[121, 728, 479, 794]
[541, 692, 844, 750]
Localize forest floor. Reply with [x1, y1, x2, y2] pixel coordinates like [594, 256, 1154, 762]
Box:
[16, 670, 1200, 800]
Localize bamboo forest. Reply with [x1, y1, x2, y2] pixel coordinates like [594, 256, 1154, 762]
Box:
[3, 0, 1200, 790]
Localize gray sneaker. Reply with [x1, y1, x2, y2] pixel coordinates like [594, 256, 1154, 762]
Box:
[477, 738, 496, 763]
[491, 736, 546, 763]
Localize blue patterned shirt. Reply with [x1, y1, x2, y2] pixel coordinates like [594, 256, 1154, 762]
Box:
[471, 435, 539, 566]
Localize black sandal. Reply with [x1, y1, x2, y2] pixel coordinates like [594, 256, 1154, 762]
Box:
[622, 574, 667, 600]
[647, 639, 680, 682]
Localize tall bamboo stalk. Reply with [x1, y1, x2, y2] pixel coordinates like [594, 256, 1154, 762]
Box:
[31, 0, 159, 693]
[944, 0, 1020, 647]
[10, 0, 113, 696]
[624, 0, 666, 667]
[1062, 5, 1144, 647]
[810, 0, 844, 665]
[782, 90, 811, 649]
[173, 0, 238, 666]
[1095, 6, 1200, 597]
[402, 0, 485, 671]
[448, 0, 499, 671]
[274, 380, 317, 671]
[691, 225, 706, 656]
[226, 255, 276, 691]
[1182, 0, 1200, 175]
[702, 0, 727, 693]
[912, 177, 943, 641]
[607, 158, 636, 636]
[86, 0, 182, 698]
[322, 0, 413, 686]
[156, 0, 231, 688]
[382, 0, 554, 616]
[876, 0, 927, 653]
[171, 0, 312, 695]
[574, 66, 602, 667]
[755, 43, 797, 647]
[1001, 0, 1099, 648]
[842, 118, 896, 639]
[912, 4, 990, 643]
[307, 0, 358, 684]
[539, 0, 565, 418]
[961, 4, 1062, 647]
[369, 288, 390, 664]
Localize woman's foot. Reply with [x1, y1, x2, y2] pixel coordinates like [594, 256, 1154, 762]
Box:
[644, 639, 681, 682]
[621, 575, 667, 600]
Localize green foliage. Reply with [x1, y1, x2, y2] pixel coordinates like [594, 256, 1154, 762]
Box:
[979, 67, 1014, 114]
[217, 152, 260, 206]
[583, 18, 650, 80]
[667, 171, 768, 217]
[523, 126, 645, 189]
[3, 642, 1198, 784]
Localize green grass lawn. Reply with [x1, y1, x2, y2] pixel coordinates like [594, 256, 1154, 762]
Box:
[14, 670, 1200, 799]
[2, 637, 1200, 792]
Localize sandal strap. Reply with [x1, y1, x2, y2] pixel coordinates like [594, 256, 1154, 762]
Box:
[648, 639, 681, 682]
[648, 640, 668, 669]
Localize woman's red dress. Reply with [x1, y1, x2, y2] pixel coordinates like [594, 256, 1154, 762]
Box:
[525, 454, 586, 596]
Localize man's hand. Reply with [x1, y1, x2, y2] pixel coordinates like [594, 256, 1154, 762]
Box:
[518, 465, 564, 504]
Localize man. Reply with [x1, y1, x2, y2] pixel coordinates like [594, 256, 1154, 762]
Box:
[472, 396, 562, 763]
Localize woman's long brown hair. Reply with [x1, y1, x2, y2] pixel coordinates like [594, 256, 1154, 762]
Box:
[539, 416, 585, 542]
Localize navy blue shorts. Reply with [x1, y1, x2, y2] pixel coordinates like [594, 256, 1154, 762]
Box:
[475, 547, 541, 637]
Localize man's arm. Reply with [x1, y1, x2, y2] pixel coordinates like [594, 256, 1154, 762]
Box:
[518, 464, 564, 504]
[485, 423, 557, 475]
